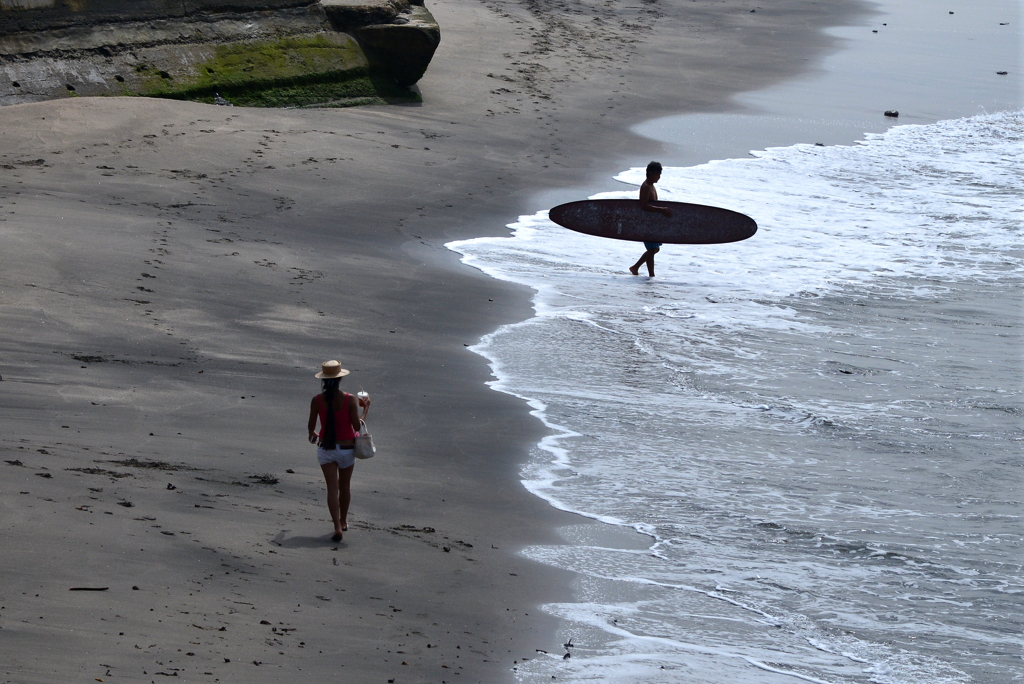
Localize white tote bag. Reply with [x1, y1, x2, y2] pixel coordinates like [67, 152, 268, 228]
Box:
[353, 419, 375, 459]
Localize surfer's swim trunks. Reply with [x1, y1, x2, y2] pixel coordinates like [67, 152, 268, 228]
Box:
[317, 445, 355, 469]
[644, 242, 663, 251]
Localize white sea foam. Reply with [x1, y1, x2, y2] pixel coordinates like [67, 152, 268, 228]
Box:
[447, 112, 1024, 684]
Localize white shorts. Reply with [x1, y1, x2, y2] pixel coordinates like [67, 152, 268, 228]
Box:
[317, 445, 355, 469]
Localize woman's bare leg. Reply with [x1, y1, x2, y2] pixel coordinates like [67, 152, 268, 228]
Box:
[320, 462, 344, 539]
[338, 464, 354, 532]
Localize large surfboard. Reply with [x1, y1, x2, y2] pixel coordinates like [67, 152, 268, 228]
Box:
[549, 199, 757, 245]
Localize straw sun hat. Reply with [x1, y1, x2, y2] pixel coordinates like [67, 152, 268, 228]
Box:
[314, 360, 350, 379]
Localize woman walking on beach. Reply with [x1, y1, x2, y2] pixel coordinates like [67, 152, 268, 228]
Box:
[307, 360, 370, 542]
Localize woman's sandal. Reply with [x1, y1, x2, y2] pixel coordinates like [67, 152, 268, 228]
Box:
[331, 532, 343, 542]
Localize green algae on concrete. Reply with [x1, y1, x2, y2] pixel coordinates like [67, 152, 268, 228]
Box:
[134, 34, 419, 107]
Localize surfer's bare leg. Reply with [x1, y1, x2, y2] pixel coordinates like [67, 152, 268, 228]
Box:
[647, 247, 658, 276]
[630, 248, 658, 276]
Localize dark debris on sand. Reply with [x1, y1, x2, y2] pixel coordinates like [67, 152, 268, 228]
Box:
[66, 467, 134, 478]
[103, 458, 196, 471]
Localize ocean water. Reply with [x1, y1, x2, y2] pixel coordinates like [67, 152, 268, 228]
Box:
[633, 0, 1022, 168]
[447, 111, 1024, 684]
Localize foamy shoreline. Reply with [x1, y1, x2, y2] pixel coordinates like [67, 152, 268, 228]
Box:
[448, 0, 1022, 676]
[453, 108, 1023, 684]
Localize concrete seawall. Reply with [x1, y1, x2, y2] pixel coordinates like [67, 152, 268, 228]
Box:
[0, 0, 440, 107]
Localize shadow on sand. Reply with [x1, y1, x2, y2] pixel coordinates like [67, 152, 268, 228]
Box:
[272, 530, 347, 549]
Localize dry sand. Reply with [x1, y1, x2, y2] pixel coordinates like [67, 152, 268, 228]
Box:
[0, 0, 863, 681]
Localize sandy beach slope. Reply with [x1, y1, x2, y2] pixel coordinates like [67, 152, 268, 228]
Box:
[0, 0, 863, 681]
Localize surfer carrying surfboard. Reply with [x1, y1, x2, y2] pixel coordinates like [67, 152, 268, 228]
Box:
[630, 161, 671, 277]
[549, 173, 756, 251]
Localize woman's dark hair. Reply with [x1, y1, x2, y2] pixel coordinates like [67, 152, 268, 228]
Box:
[320, 378, 341, 449]
[646, 161, 662, 176]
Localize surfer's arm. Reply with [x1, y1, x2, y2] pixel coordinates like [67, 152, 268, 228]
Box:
[639, 184, 671, 216]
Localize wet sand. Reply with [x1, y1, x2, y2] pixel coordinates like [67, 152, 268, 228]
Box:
[0, 0, 864, 680]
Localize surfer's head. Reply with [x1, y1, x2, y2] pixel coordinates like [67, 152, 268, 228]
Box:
[646, 161, 662, 182]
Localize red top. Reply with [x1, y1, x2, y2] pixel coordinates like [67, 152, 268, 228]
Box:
[317, 393, 357, 442]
